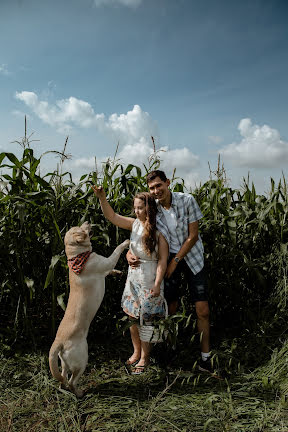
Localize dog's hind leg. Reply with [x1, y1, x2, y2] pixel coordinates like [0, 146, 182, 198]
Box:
[67, 340, 88, 398]
[59, 354, 69, 383]
[68, 366, 86, 398]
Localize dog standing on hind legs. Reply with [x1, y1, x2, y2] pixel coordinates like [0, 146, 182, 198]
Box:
[49, 221, 129, 397]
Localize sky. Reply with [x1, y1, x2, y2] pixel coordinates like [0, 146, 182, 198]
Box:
[1, 0, 288, 193]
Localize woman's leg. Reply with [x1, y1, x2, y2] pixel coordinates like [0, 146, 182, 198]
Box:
[127, 323, 141, 364]
[133, 341, 151, 372]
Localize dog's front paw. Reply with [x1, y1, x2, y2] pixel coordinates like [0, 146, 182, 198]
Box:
[122, 239, 130, 248]
[109, 269, 122, 276]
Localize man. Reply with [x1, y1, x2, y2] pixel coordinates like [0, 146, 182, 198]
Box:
[127, 170, 212, 373]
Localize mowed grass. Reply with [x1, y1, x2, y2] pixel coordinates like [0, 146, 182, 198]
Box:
[1, 341, 288, 432]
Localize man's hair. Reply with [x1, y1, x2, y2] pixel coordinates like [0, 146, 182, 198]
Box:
[146, 170, 167, 184]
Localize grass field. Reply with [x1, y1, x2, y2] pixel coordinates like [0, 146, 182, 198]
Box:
[1, 336, 288, 432]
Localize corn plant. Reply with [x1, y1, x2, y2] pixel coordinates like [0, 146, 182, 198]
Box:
[1, 122, 287, 371]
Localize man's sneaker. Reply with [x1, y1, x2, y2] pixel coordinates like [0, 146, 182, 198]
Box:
[198, 358, 214, 373]
[198, 358, 223, 380]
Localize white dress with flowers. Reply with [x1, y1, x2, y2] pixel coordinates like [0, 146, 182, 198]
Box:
[121, 219, 165, 322]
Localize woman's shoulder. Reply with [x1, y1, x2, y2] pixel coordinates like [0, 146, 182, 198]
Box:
[132, 218, 140, 228]
[131, 218, 143, 233]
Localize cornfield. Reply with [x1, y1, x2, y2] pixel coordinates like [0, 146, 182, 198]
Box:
[1, 122, 288, 431]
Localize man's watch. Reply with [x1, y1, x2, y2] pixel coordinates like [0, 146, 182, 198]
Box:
[174, 256, 181, 264]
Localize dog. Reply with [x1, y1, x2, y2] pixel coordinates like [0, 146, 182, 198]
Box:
[49, 221, 129, 397]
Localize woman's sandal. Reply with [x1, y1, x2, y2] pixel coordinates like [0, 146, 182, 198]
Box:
[131, 365, 145, 375]
[131, 365, 147, 375]
[123, 358, 140, 375]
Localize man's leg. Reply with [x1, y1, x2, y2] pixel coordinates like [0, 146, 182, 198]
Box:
[186, 266, 214, 372]
[164, 254, 182, 315]
[168, 300, 178, 315]
[195, 300, 210, 353]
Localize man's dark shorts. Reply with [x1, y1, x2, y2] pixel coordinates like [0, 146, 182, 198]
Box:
[164, 254, 208, 304]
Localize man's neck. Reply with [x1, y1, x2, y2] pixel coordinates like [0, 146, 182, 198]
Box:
[160, 191, 172, 210]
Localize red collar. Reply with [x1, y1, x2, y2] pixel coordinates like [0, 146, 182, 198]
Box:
[67, 251, 92, 275]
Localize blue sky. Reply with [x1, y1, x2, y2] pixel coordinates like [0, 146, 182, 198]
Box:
[1, 0, 288, 192]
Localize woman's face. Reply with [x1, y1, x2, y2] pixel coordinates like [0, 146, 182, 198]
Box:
[134, 198, 147, 222]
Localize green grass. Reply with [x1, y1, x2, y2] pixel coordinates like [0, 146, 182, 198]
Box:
[1, 341, 288, 432]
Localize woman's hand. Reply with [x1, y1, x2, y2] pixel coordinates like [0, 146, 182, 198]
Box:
[92, 185, 106, 200]
[150, 283, 161, 297]
[165, 259, 178, 279]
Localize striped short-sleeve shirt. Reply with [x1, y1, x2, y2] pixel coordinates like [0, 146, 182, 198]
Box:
[156, 191, 204, 275]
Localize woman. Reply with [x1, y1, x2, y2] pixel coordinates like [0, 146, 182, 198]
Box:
[92, 186, 168, 375]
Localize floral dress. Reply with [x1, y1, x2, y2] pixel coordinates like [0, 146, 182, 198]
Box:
[121, 219, 165, 322]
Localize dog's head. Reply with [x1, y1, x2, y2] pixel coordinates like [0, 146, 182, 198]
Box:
[64, 221, 92, 259]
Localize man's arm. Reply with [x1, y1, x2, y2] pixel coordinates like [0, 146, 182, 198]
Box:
[150, 233, 168, 296]
[165, 221, 198, 278]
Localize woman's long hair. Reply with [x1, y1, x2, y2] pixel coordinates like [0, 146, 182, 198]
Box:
[134, 192, 157, 256]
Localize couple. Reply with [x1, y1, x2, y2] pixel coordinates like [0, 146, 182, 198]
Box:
[93, 170, 211, 375]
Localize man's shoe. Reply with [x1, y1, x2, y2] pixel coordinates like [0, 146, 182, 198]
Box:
[198, 358, 213, 373]
[198, 358, 223, 380]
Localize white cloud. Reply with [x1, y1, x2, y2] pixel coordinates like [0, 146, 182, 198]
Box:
[15, 91, 105, 133]
[48, 80, 56, 90]
[208, 135, 223, 144]
[15, 91, 156, 141]
[219, 118, 288, 168]
[109, 138, 200, 186]
[0, 64, 10, 76]
[94, 0, 142, 7]
[70, 140, 200, 189]
[11, 110, 31, 120]
[117, 136, 152, 162]
[160, 147, 199, 174]
[107, 105, 157, 145]
[16, 90, 200, 188]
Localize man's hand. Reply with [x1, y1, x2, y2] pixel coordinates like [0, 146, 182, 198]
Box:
[150, 284, 160, 297]
[126, 249, 140, 268]
[92, 185, 106, 200]
[165, 259, 178, 279]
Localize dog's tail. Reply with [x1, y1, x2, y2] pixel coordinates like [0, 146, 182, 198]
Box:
[49, 341, 66, 385]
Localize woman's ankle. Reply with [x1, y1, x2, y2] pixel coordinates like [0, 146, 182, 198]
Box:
[128, 353, 140, 363]
[135, 358, 150, 367]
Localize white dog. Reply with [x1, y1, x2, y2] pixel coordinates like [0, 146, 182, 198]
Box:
[49, 221, 129, 397]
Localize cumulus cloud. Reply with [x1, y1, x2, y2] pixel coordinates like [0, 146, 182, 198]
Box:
[11, 110, 31, 120]
[208, 135, 223, 144]
[219, 118, 288, 168]
[119, 144, 200, 187]
[15, 91, 158, 145]
[70, 141, 200, 188]
[94, 0, 142, 7]
[15, 91, 105, 133]
[16, 90, 200, 188]
[107, 105, 158, 146]
[0, 64, 10, 76]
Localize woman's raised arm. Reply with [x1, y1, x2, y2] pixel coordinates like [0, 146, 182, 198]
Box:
[92, 185, 134, 231]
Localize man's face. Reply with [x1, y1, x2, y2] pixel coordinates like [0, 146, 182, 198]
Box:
[148, 176, 170, 203]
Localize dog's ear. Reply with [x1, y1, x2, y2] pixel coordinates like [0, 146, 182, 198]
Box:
[80, 221, 90, 232]
[74, 230, 88, 244]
